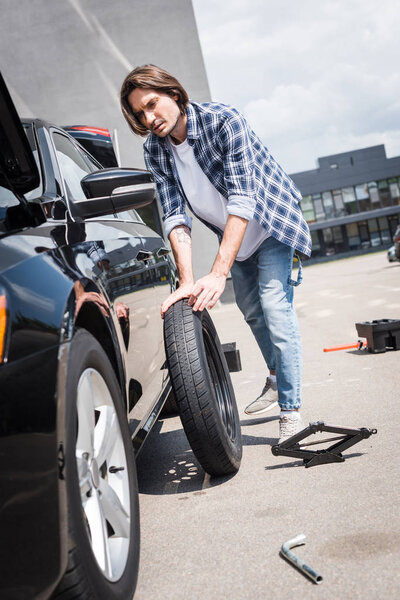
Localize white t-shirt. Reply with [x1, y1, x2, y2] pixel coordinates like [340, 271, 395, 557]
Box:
[168, 137, 269, 261]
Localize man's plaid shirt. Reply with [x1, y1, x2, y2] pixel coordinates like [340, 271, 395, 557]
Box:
[144, 101, 312, 257]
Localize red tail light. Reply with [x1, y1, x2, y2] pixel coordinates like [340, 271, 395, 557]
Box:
[69, 126, 111, 137]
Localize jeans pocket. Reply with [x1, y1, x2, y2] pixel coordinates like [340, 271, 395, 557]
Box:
[288, 253, 303, 287]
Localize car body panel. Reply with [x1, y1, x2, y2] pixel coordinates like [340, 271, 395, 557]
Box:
[0, 346, 63, 600]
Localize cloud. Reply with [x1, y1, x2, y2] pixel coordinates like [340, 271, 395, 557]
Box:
[243, 67, 400, 172]
[244, 68, 400, 140]
[192, 0, 400, 172]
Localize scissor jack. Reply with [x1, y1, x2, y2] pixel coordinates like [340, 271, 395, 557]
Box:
[271, 421, 377, 468]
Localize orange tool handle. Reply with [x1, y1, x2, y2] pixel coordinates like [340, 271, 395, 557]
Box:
[323, 342, 364, 352]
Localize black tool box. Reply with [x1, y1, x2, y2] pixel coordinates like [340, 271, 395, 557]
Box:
[355, 318, 400, 353]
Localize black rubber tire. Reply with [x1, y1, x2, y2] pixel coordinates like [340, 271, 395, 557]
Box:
[164, 299, 242, 476]
[52, 329, 140, 600]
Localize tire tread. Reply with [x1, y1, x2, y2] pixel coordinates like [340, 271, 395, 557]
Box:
[164, 300, 242, 476]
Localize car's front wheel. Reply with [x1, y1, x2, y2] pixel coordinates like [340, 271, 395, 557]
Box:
[52, 329, 139, 600]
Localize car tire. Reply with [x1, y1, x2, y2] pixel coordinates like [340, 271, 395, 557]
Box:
[164, 299, 242, 476]
[52, 329, 139, 600]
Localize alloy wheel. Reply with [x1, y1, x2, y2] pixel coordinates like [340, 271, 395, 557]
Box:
[75, 368, 131, 581]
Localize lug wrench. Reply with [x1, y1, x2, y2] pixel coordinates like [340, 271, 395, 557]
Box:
[280, 534, 323, 584]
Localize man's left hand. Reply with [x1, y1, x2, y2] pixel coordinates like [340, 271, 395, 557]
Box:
[188, 272, 226, 311]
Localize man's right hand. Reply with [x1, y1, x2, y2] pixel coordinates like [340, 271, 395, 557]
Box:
[160, 282, 194, 319]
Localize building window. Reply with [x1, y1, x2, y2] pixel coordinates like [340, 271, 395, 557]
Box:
[388, 178, 400, 205]
[322, 228, 335, 255]
[378, 179, 391, 207]
[322, 226, 346, 255]
[310, 230, 323, 257]
[358, 221, 370, 248]
[332, 189, 346, 217]
[332, 226, 346, 252]
[368, 218, 381, 247]
[301, 195, 316, 222]
[346, 222, 360, 250]
[322, 191, 334, 219]
[355, 183, 371, 212]
[388, 214, 399, 238]
[312, 194, 325, 221]
[367, 181, 380, 206]
[378, 216, 391, 244]
[342, 186, 358, 214]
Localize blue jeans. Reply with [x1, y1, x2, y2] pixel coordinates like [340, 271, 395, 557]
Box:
[230, 236, 302, 410]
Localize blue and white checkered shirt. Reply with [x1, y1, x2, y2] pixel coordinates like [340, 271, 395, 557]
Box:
[144, 101, 312, 257]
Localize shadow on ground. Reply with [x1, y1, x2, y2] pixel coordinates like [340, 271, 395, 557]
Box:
[265, 451, 365, 470]
[346, 348, 399, 356]
[136, 420, 234, 495]
[240, 415, 280, 427]
[136, 417, 278, 495]
[346, 349, 375, 356]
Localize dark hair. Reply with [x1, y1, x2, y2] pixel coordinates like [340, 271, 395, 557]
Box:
[120, 64, 189, 136]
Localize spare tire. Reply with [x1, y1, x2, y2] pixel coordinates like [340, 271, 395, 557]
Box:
[160, 388, 179, 416]
[164, 299, 242, 476]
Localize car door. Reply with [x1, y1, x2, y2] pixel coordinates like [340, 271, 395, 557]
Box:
[49, 128, 170, 423]
[88, 217, 171, 426]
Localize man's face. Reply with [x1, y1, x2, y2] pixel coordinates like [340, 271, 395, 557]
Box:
[128, 88, 183, 138]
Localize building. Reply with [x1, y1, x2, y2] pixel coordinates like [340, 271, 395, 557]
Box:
[0, 0, 218, 277]
[290, 145, 400, 259]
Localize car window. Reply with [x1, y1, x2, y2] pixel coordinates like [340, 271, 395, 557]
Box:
[135, 204, 157, 230]
[51, 132, 153, 227]
[52, 132, 98, 201]
[116, 210, 142, 222]
[22, 124, 43, 200]
[0, 186, 20, 207]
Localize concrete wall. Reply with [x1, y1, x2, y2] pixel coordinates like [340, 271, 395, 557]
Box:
[0, 0, 219, 277]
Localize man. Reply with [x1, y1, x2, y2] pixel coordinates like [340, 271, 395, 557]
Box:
[120, 65, 312, 443]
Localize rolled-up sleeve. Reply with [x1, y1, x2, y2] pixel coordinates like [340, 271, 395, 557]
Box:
[218, 109, 256, 221]
[144, 148, 192, 238]
[163, 213, 192, 238]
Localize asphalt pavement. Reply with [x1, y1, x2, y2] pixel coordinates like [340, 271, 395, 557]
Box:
[135, 250, 400, 600]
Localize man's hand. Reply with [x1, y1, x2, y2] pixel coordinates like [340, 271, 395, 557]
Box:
[188, 272, 226, 312]
[73, 281, 110, 318]
[161, 282, 194, 319]
[115, 302, 130, 321]
[184, 215, 247, 312]
[162, 215, 247, 318]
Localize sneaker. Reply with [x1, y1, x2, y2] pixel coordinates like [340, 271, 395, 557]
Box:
[244, 377, 278, 415]
[278, 412, 303, 444]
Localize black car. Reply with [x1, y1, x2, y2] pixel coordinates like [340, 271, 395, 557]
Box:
[62, 125, 120, 169]
[0, 74, 242, 600]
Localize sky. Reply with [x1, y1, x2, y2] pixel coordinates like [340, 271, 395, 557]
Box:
[192, 0, 400, 174]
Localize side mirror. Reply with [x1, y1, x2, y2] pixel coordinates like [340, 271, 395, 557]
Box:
[70, 168, 156, 219]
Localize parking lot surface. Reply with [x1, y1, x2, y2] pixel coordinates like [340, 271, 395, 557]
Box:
[135, 250, 400, 600]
